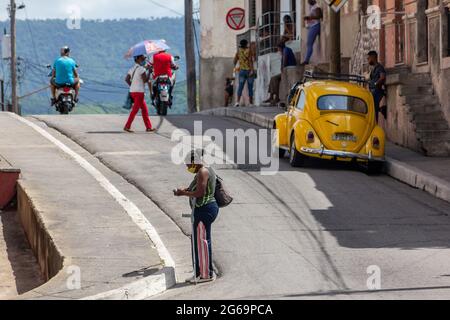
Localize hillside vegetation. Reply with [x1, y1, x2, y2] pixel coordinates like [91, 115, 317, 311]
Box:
[0, 18, 194, 115]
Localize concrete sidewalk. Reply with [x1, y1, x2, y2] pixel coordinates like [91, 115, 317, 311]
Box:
[200, 107, 450, 204]
[0, 112, 175, 299]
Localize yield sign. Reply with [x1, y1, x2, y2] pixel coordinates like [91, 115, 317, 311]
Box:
[324, 0, 349, 12]
[226, 7, 245, 31]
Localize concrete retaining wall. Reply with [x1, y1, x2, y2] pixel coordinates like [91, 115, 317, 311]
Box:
[200, 57, 235, 110]
[17, 182, 64, 282]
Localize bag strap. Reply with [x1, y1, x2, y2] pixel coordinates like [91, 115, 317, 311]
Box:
[130, 65, 139, 83]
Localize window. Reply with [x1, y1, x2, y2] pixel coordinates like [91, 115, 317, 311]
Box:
[249, 0, 256, 28]
[317, 95, 368, 114]
[296, 90, 306, 110]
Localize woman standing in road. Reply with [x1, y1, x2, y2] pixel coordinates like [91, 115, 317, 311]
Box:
[124, 55, 156, 133]
[174, 149, 219, 283]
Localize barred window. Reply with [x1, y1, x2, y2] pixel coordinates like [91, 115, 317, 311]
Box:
[249, 0, 256, 28]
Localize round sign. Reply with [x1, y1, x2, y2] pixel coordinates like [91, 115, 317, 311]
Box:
[226, 7, 245, 31]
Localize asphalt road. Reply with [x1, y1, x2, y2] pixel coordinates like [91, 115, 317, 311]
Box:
[34, 114, 450, 300]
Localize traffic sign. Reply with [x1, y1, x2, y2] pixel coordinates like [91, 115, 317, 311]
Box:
[226, 7, 245, 31]
[324, 0, 349, 12]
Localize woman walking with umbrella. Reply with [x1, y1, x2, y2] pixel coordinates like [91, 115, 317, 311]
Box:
[124, 54, 155, 133]
[123, 40, 170, 133]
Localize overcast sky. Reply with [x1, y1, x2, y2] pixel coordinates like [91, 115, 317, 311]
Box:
[0, 0, 186, 21]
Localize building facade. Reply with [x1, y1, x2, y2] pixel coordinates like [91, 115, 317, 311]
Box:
[199, 0, 361, 108]
[199, 0, 450, 155]
[199, 0, 246, 109]
[354, 0, 450, 156]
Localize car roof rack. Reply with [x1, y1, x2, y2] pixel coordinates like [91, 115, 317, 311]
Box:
[303, 70, 367, 85]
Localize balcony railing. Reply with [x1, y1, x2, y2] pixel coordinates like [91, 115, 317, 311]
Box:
[256, 11, 297, 57]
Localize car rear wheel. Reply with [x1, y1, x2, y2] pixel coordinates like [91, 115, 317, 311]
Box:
[273, 123, 286, 158]
[366, 161, 384, 175]
[289, 134, 304, 167]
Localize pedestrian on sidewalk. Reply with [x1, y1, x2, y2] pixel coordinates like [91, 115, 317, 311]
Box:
[367, 51, 387, 123]
[124, 55, 156, 133]
[283, 14, 295, 41]
[174, 149, 219, 284]
[224, 77, 234, 107]
[234, 39, 255, 107]
[301, 0, 322, 66]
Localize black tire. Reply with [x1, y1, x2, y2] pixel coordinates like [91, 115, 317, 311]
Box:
[366, 161, 384, 175]
[289, 134, 304, 167]
[60, 102, 70, 115]
[273, 123, 286, 158]
[277, 148, 287, 159]
[160, 102, 168, 116]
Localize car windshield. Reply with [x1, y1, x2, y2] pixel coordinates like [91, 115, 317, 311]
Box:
[317, 95, 368, 114]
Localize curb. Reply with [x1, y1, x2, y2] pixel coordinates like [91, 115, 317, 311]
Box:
[202, 108, 450, 204]
[385, 157, 450, 204]
[81, 267, 176, 300]
[8, 112, 177, 300]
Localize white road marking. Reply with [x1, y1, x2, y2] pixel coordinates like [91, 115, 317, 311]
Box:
[10, 113, 175, 270]
[95, 151, 160, 157]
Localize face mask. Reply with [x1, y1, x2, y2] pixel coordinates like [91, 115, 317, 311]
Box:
[187, 166, 197, 174]
[140, 60, 147, 67]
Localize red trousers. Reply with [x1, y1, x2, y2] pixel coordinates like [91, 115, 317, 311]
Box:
[125, 92, 152, 130]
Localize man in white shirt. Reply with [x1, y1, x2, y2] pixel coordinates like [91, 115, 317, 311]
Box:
[124, 55, 156, 133]
[301, 0, 323, 66]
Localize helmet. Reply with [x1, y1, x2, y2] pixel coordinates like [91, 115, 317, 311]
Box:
[61, 46, 70, 55]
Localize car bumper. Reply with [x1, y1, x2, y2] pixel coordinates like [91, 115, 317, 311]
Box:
[300, 147, 385, 162]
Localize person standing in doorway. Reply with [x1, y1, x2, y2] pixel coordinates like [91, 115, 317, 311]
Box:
[301, 0, 323, 66]
[367, 51, 387, 123]
[174, 149, 219, 283]
[124, 55, 155, 133]
[234, 39, 255, 107]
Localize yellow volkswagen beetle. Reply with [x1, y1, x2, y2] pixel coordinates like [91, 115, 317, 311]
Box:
[274, 72, 385, 173]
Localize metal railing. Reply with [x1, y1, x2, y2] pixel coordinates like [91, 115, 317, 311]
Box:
[256, 11, 297, 57]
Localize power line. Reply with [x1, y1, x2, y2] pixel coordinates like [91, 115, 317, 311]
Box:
[147, 0, 184, 17]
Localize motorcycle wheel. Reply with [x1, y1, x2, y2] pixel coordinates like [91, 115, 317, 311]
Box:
[160, 102, 168, 116]
[60, 102, 70, 115]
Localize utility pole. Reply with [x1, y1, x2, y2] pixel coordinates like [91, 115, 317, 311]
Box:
[185, 0, 197, 113]
[329, 9, 341, 74]
[9, 0, 19, 115]
[1, 79, 4, 112]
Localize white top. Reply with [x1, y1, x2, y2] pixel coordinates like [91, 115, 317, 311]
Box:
[128, 64, 146, 93]
[307, 4, 321, 28]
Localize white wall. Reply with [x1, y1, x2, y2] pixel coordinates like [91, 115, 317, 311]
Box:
[200, 0, 246, 59]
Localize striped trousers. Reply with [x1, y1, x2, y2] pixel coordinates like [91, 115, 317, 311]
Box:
[193, 202, 219, 279]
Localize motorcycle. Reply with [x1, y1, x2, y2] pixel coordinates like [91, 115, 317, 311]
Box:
[47, 64, 82, 115]
[152, 56, 180, 116]
[54, 84, 78, 115]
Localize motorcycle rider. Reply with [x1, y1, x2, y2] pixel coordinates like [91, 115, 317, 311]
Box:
[149, 49, 178, 105]
[50, 46, 80, 105]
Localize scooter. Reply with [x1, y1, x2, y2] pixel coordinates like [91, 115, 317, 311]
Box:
[47, 64, 83, 115]
[152, 56, 180, 116]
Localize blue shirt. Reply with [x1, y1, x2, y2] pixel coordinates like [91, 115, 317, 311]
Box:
[53, 57, 77, 85]
[282, 47, 297, 68]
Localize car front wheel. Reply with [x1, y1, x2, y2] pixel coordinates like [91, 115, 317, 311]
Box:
[289, 134, 304, 167]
